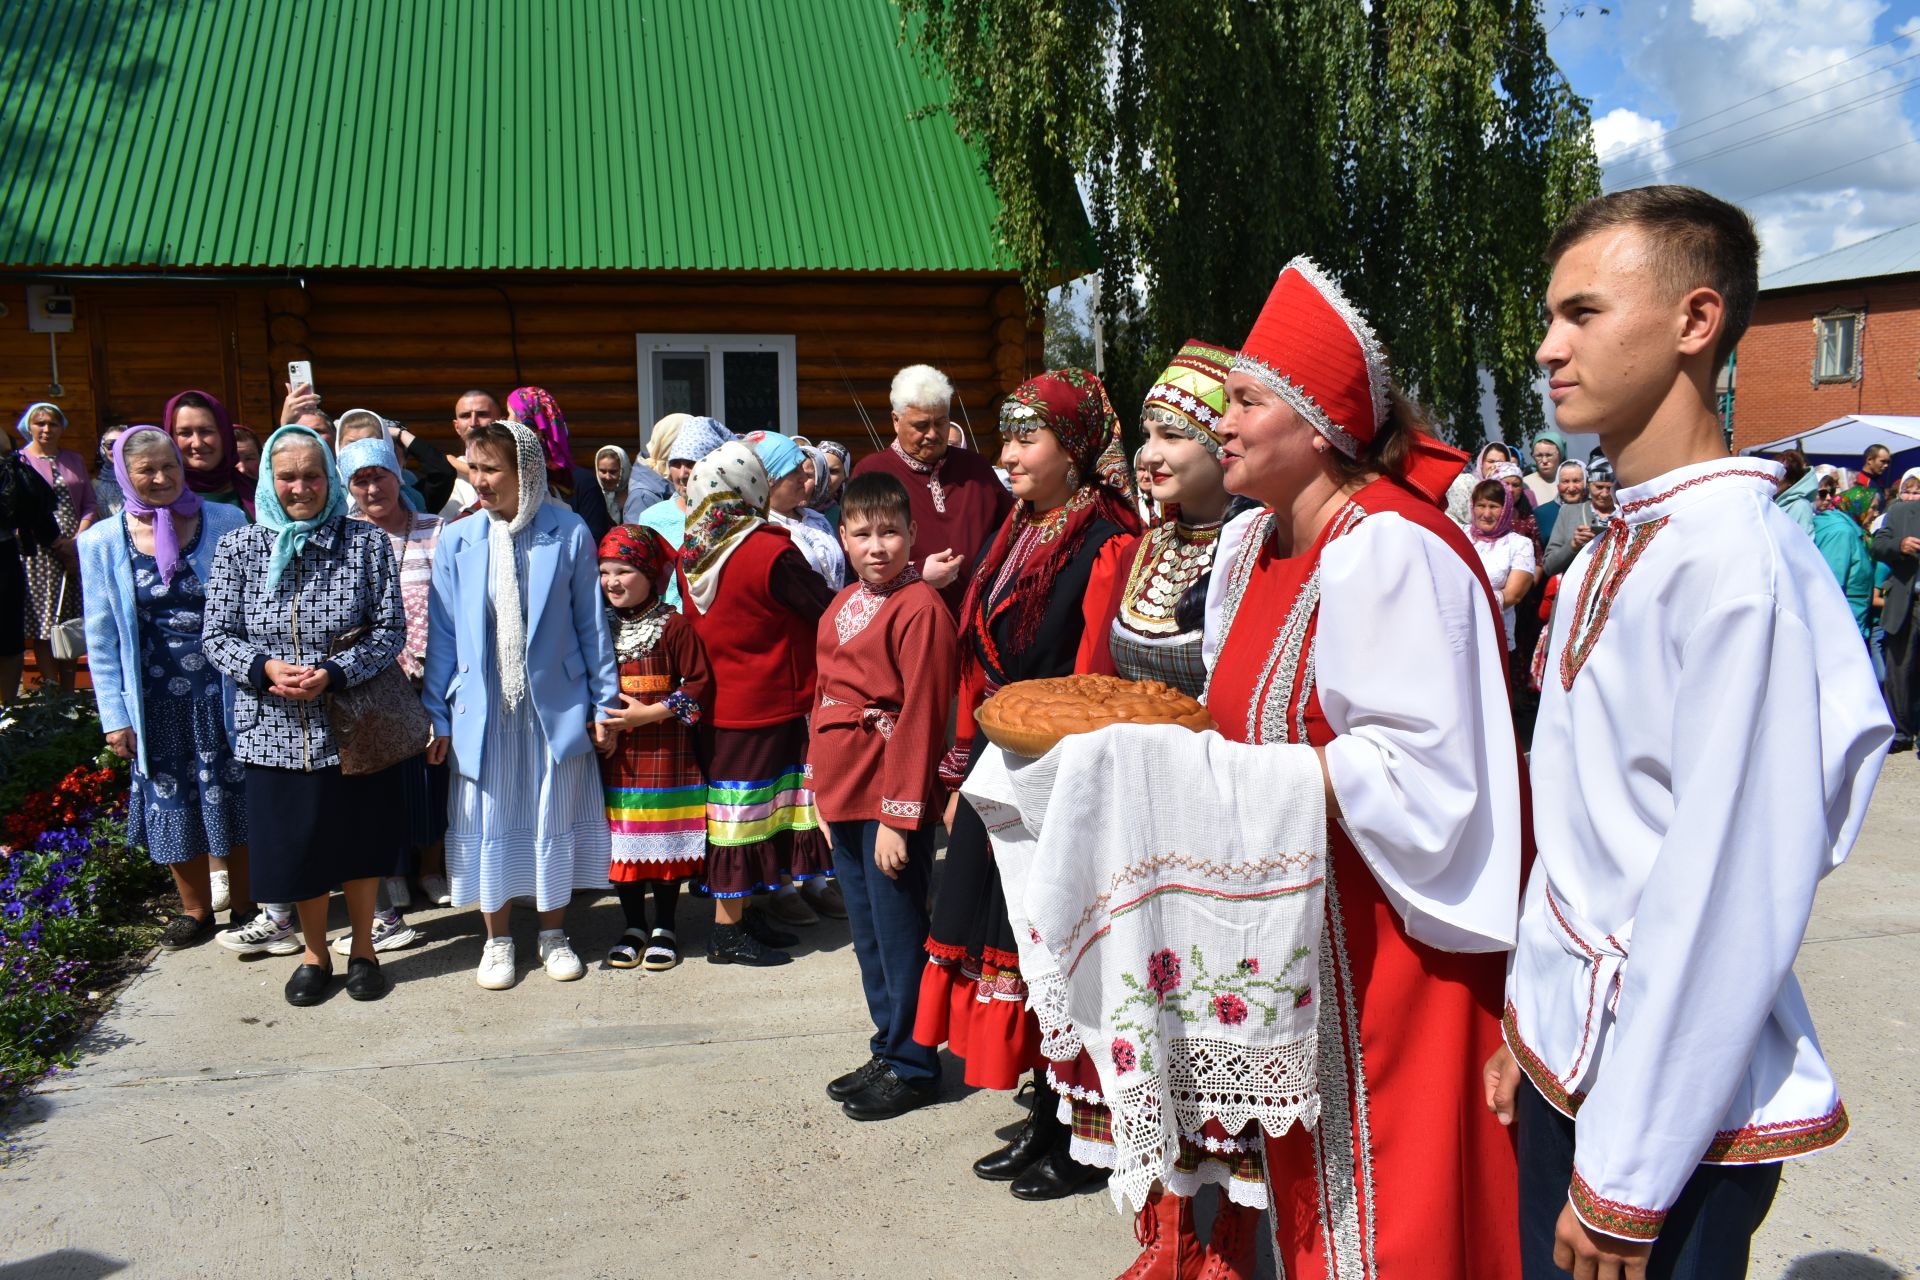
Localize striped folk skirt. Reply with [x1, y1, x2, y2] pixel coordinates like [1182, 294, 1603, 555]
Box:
[603, 716, 706, 884]
[698, 716, 831, 899]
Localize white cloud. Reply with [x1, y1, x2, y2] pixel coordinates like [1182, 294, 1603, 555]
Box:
[1691, 0, 1763, 38]
[1593, 108, 1672, 175]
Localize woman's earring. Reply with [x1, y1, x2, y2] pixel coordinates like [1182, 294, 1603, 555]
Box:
[1065, 464, 1082, 491]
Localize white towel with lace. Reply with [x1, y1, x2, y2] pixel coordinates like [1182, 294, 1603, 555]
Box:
[963, 722, 1328, 1212]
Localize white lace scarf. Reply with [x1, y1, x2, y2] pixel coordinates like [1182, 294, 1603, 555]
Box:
[489, 422, 548, 712]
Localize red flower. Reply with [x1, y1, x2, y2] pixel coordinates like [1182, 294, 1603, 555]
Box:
[1295, 989, 1313, 1009]
[1212, 993, 1249, 1026]
[1239, 958, 1259, 975]
[1145, 948, 1182, 997]
[1111, 1039, 1138, 1073]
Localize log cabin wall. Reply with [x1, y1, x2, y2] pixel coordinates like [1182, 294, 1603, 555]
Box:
[0, 273, 1046, 465]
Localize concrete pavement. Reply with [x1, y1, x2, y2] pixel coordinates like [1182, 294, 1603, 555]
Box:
[2, 763, 1917, 1278]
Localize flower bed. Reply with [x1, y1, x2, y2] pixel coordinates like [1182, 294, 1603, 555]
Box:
[0, 689, 165, 1107]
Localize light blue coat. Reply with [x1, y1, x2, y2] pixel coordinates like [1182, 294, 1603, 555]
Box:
[422, 500, 618, 781]
[79, 502, 249, 776]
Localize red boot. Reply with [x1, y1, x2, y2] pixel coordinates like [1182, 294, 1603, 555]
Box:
[1195, 1197, 1261, 1280]
[1116, 1187, 1205, 1280]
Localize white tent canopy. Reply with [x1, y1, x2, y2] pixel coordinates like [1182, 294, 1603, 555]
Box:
[1741, 414, 1920, 459]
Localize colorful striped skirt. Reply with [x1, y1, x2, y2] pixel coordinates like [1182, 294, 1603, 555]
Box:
[603, 718, 707, 883]
[699, 716, 831, 898]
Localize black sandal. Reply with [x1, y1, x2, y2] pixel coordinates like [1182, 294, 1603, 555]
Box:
[607, 927, 647, 970]
[641, 929, 681, 972]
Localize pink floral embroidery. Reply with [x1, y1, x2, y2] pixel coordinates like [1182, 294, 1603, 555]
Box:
[1111, 1039, 1138, 1073]
[1212, 993, 1250, 1025]
[1146, 948, 1182, 998]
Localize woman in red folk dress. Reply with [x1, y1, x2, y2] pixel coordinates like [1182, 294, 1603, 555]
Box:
[1183, 259, 1529, 1278]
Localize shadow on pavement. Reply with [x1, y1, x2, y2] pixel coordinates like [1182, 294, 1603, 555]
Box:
[1782, 1253, 1906, 1279]
[0, 1250, 128, 1278]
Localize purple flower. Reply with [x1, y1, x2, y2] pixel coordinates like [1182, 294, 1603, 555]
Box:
[1111, 1039, 1138, 1073]
[1211, 993, 1249, 1026]
[1145, 948, 1182, 997]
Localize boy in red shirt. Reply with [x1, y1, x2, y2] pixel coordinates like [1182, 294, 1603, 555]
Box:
[810, 473, 958, 1121]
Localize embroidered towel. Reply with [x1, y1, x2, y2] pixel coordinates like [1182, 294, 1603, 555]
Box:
[964, 722, 1328, 1211]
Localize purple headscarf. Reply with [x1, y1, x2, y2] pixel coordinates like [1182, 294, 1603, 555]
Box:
[1467, 476, 1518, 544]
[115, 425, 204, 585]
[164, 389, 255, 520]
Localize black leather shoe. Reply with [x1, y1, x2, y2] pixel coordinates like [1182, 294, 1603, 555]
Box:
[707, 923, 792, 967]
[842, 1066, 939, 1121]
[1009, 1142, 1103, 1201]
[284, 962, 335, 1007]
[827, 1054, 886, 1102]
[972, 1116, 1049, 1181]
[345, 956, 389, 1002]
[741, 906, 799, 949]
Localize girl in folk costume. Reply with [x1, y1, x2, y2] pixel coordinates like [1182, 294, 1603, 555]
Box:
[1060, 341, 1271, 1273]
[913, 368, 1142, 1196]
[595, 524, 713, 973]
[675, 441, 837, 967]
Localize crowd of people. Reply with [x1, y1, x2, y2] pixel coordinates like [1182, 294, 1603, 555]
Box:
[0, 182, 1897, 1280]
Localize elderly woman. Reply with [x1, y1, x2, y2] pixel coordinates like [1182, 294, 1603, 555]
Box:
[203, 426, 407, 1006]
[424, 420, 617, 991]
[13, 403, 97, 693]
[93, 424, 128, 518]
[80, 426, 255, 949]
[333, 434, 445, 952]
[814, 440, 852, 528]
[748, 431, 846, 590]
[165, 390, 255, 519]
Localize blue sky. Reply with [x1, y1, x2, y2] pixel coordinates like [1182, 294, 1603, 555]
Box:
[1547, 0, 1920, 275]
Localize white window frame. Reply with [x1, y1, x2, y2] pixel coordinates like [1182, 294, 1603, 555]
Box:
[635, 333, 798, 445]
[1811, 309, 1863, 385]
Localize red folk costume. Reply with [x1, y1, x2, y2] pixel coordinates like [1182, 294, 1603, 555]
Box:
[597, 526, 712, 884]
[1204, 260, 1525, 1278]
[913, 369, 1141, 1091]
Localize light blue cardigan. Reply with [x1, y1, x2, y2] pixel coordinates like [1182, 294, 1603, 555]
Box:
[79, 502, 249, 776]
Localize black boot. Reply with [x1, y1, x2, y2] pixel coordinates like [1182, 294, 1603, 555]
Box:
[973, 1071, 1063, 1181]
[707, 922, 792, 967]
[1009, 1138, 1103, 1200]
[742, 905, 800, 949]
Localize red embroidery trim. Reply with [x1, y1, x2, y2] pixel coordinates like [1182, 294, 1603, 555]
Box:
[1570, 1169, 1666, 1241]
[925, 938, 966, 963]
[1502, 1002, 1589, 1115]
[1701, 1103, 1850, 1164]
[1545, 885, 1608, 1088]
[1559, 516, 1668, 690]
[1618, 468, 1778, 516]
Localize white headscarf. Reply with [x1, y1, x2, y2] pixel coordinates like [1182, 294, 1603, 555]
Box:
[594, 444, 631, 524]
[489, 421, 549, 712]
[679, 441, 770, 615]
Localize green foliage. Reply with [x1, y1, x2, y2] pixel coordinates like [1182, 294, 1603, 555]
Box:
[899, 0, 1601, 441]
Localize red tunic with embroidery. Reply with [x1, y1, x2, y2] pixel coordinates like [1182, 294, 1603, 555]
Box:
[809, 576, 958, 830]
[1207, 477, 1523, 1280]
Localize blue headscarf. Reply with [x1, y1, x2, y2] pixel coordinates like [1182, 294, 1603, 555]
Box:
[336, 435, 421, 511]
[746, 430, 804, 482]
[669, 416, 734, 466]
[255, 425, 346, 591]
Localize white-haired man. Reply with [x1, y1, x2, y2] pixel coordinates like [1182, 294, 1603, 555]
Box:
[854, 364, 1013, 618]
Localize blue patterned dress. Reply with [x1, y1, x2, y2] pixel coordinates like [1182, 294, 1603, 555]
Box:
[127, 526, 248, 865]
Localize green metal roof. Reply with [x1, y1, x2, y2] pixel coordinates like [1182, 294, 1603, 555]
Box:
[0, 0, 1015, 273]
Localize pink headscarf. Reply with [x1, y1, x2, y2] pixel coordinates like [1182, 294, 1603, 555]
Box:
[163, 389, 254, 520]
[507, 386, 570, 474]
[115, 425, 204, 585]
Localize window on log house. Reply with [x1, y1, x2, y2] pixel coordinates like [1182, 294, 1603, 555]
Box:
[637, 334, 797, 444]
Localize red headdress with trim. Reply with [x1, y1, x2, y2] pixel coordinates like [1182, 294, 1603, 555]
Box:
[597, 523, 677, 594]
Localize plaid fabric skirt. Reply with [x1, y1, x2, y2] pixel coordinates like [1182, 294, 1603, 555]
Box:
[699, 717, 830, 898]
[604, 716, 706, 883]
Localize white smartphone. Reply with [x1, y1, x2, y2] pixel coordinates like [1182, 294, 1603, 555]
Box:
[287, 359, 314, 390]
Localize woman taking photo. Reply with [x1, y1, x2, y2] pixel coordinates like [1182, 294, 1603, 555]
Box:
[80, 426, 255, 949]
[165, 390, 256, 519]
[203, 426, 408, 1006]
[913, 368, 1140, 1196]
[424, 420, 617, 991]
[13, 403, 97, 693]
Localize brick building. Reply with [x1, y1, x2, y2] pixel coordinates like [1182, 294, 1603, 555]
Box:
[1730, 220, 1920, 452]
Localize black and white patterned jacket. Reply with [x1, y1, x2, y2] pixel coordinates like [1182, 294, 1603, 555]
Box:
[203, 515, 405, 771]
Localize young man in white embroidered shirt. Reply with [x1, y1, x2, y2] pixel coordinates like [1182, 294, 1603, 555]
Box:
[1483, 186, 1892, 1279]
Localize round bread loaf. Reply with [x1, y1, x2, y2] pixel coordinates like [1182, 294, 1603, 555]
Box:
[975, 674, 1214, 758]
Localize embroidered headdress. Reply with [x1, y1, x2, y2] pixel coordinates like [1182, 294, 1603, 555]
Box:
[598, 523, 677, 593]
[1232, 258, 1389, 459]
[1142, 340, 1234, 458]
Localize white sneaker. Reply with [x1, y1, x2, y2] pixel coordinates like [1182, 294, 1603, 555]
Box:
[419, 874, 453, 906]
[476, 937, 517, 990]
[216, 911, 301, 956]
[209, 869, 231, 912]
[537, 930, 585, 982]
[331, 913, 419, 956]
[383, 876, 412, 910]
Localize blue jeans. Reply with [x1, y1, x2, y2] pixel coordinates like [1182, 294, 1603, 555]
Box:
[1518, 1079, 1780, 1279]
[829, 819, 940, 1085]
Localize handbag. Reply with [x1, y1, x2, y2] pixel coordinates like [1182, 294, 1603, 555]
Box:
[49, 574, 86, 662]
[325, 625, 432, 776]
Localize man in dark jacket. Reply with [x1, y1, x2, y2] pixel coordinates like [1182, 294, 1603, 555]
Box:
[1871, 493, 1920, 750]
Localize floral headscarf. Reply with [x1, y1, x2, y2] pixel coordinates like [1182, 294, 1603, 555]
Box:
[113, 425, 203, 586]
[679, 441, 770, 614]
[164, 389, 254, 520]
[254, 426, 345, 590]
[1833, 484, 1877, 531]
[598, 523, 677, 594]
[506, 385, 572, 480]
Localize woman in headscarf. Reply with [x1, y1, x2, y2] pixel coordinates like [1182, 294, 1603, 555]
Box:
[815, 440, 853, 529]
[636, 416, 734, 607]
[231, 425, 263, 486]
[1814, 483, 1879, 637]
[643, 412, 692, 480]
[13, 403, 97, 691]
[1462, 477, 1538, 655]
[79, 426, 254, 950]
[593, 443, 671, 525]
[93, 424, 128, 518]
[165, 390, 255, 520]
[912, 368, 1142, 1196]
[334, 434, 446, 954]
[505, 385, 613, 545]
[1445, 440, 1518, 524]
[675, 441, 838, 965]
[748, 431, 847, 591]
[201, 426, 408, 1006]
[424, 420, 618, 992]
